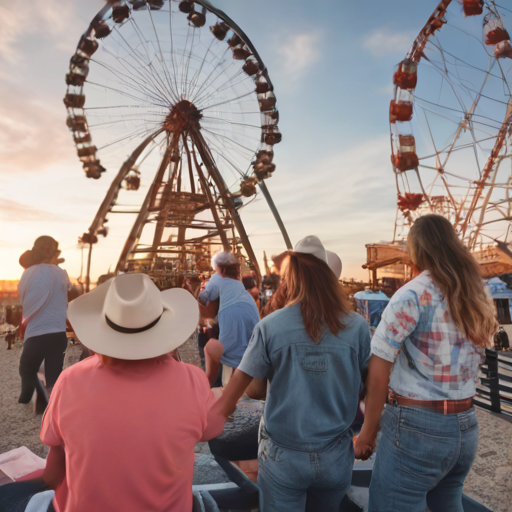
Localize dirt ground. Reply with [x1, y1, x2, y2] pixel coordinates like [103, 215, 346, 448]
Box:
[1, 338, 511, 511]
[463, 410, 512, 511]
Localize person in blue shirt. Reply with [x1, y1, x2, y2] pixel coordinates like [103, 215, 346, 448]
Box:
[213, 236, 371, 512]
[198, 252, 260, 386]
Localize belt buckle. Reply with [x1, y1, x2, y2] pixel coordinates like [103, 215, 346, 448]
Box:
[389, 391, 398, 407]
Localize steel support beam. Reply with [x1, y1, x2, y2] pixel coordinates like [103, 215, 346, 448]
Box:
[188, 138, 230, 251]
[87, 128, 164, 237]
[115, 146, 172, 273]
[190, 129, 261, 280]
[258, 179, 292, 250]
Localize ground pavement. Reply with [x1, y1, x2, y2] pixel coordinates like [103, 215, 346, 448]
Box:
[0, 337, 511, 511]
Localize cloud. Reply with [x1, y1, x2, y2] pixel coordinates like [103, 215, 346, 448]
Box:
[0, 239, 23, 249]
[0, 2, 89, 176]
[0, 1, 88, 67]
[268, 138, 396, 216]
[0, 80, 77, 175]
[0, 199, 72, 223]
[0, 0, 20, 9]
[241, 136, 399, 279]
[277, 33, 321, 78]
[363, 28, 415, 57]
[377, 84, 394, 96]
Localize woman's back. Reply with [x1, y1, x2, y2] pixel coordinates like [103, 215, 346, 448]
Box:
[41, 355, 216, 512]
[372, 271, 483, 400]
[358, 215, 495, 511]
[239, 304, 371, 451]
[18, 264, 69, 339]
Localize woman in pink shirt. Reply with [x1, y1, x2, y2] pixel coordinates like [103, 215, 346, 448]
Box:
[41, 273, 226, 512]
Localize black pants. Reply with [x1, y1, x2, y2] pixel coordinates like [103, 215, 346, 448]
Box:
[198, 325, 222, 387]
[18, 332, 68, 404]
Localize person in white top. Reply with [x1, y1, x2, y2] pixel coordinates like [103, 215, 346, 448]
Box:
[18, 236, 70, 411]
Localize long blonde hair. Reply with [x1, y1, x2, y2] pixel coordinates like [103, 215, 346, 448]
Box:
[408, 214, 496, 348]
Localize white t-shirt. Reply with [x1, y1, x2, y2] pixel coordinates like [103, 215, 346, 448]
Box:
[18, 264, 70, 339]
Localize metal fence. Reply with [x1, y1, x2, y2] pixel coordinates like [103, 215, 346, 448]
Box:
[473, 349, 512, 417]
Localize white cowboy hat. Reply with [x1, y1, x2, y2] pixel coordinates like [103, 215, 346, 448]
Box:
[326, 250, 342, 279]
[294, 235, 342, 278]
[294, 235, 328, 263]
[68, 273, 199, 360]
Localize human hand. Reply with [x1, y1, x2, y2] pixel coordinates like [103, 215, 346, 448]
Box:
[354, 432, 377, 461]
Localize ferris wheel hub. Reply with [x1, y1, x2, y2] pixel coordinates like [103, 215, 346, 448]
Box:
[163, 99, 203, 134]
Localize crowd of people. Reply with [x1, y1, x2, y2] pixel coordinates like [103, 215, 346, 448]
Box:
[0, 214, 498, 512]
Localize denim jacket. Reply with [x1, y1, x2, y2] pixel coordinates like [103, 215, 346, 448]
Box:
[238, 304, 371, 451]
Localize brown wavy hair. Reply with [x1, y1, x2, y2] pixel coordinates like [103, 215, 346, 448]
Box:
[265, 252, 352, 342]
[20, 236, 60, 268]
[408, 214, 497, 348]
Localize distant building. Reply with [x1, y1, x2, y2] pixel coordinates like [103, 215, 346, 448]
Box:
[363, 242, 408, 291]
[0, 280, 19, 304]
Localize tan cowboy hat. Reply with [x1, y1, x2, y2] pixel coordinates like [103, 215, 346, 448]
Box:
[68, 273, 199, 360]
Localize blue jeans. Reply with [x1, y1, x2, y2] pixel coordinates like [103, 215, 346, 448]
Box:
[257, 427, 353, 512]
[369, 404, 479, 512]
[0, 478, 55, 512]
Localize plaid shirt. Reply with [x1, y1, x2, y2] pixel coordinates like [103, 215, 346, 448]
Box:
[371, 271, 484, 400]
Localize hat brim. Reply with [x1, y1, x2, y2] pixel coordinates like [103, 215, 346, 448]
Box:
[68, 280, 199, 360]
[326, 250, 342, 279]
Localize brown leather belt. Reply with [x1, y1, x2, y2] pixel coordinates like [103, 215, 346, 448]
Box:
[387, 391, 473, 415]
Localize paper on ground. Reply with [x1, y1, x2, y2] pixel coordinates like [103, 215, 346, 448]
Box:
[0, 446, 46, 480]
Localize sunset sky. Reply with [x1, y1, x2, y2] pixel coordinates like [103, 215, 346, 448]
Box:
[0, 0, 452, 282]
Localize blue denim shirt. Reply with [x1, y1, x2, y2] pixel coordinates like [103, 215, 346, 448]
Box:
[238, 304, 371, 451]
[199, 274, 256, 312]
[199, 274, 260, 368]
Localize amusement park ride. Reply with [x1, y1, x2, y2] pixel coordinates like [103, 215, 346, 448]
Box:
[66, 0, 512, 291]
[64, 0, 292, 291]
[365, 0, 512, 284]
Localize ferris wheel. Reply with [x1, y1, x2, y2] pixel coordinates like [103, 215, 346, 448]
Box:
[389, 0, 512, 271]
[64, 0, 291, 289]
